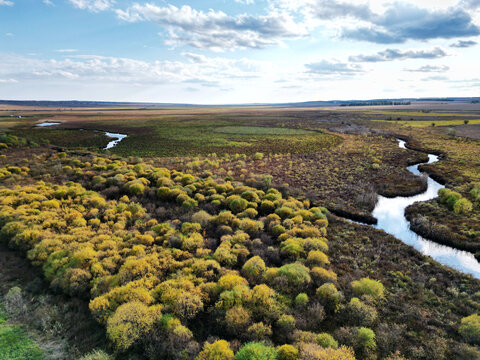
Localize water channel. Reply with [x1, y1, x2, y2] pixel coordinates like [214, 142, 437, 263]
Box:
[371, 139, 480, 278]
[35, 122, 127, 150]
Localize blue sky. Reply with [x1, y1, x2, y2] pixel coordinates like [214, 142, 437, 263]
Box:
[0, 0, 479, 103]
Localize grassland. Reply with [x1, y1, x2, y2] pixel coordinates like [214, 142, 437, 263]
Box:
[0, 310, 43, 360]
[374, 119, 480, 127]
[0, 103, 480, 359]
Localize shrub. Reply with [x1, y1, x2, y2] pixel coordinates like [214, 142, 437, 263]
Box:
[307, 250, 329, 267]
[229, 197, 249, 213]
[226, 306, 252, 333]
[242, 256, 266, 280]
[459, 314, 480, 345]
[106, 301, 160, 351]
[357, 327, 376, 350]
[191, 210, 212, 227]
[247, 322, 273, 341]
[317, 333, 338, 349]
[196, 340, 234, 360]
[299, 343, 355, 360]
[4, 286, 25, 315]
[351, 278, 384, 300]
[311, 267, 337, 285]
[277, 344, 299, 360]
[277, 314, 296, 337]
[275, 207, 294, 219]
[317, 283, 342, 312]
[219, 274, 249, 290]
[235, 342, 278, 360]
[278, 263, 311, 287]
[470, 184, 480, 202]
[453, 198, 473, 215]
[345, 298, 377, 326]
[295, 293, 309, 307]
[78, 350, 113, 360]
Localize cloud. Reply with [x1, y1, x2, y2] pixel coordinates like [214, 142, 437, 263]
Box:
[272, 0, 480, 44]
[305, 60, 364, 75]
[115, 4, 307, 51]
[0, 0, 13, 6]
[235, 0, 255, 4]
[5, 33, 14, 37]
[450, 40, 477, 48]
[43, 0, 54, 5]
[182, 52, 208, 64]
[461, 0, 480, 9]
[0, 53, 273, 87]
[349, 47, 448, 62]
[299, 0, 372, 21]
[55, 49, 78, 53]
[69, 0, 114, 12]
[0, 78, 17, 83]
[421, 75, 449, 81]
[405, 65, 450, 73]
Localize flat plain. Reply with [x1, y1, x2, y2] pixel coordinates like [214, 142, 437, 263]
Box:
[0, 100, 480, 360]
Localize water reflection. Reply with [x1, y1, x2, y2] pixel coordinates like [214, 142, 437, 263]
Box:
[36, 122, 61, 127]
[372, 140, 480, 278]
[105, 132, 127, 150]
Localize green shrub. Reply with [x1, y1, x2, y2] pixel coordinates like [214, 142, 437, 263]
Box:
[295, 293, 309, 307]
[235, 342, 278, 360]
[453, 198, 473, 215]
[317, 333, 338, 349]
[278, 263, 311, 287]
[357, 327, 376, 350]
[229, 197, 249, 213]
[351, 278, 384, 300]
[459, 314, 480, 345]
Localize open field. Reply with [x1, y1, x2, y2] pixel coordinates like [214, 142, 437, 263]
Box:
[0, 102, 480, 360]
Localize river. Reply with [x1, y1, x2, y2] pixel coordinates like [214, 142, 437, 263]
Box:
[35, 122, 127, 150]
[372, 139, 480, 278]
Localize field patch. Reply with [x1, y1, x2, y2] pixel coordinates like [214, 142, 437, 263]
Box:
[214, 126, 315, 135]
[374, 119, 480, 127]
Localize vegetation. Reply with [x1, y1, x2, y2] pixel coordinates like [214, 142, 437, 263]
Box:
[0, 103, 480, 359]
[0, 310, 43, 360]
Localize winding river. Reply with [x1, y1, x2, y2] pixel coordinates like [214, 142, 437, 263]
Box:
[33, 123, 480, 278]
[372, 139, 480, 278]
[36, 122, 127, 150]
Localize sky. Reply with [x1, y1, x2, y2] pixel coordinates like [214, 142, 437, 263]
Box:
[0, 0, 479, 104]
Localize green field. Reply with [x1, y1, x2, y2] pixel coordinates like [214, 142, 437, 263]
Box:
[7, 114, 341, 157]
[0, 311, 43, 360]
[214, 126, 315, 135]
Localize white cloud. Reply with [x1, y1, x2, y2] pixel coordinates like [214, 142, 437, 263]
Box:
[271, 0, 480, 43]
[235, 0, 255, 4]
[55, 49, 78, 53]
[43, 0, 54, 6]
[0, 53, 274, 87]
[0, 78, 17, 83]
[69, 0, 114, 12]
[349, 47, 448, 62]
[115, 4, 307, 51]
[0, 0, 13, 6]
[306, 60, 364, 76]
